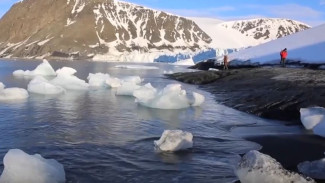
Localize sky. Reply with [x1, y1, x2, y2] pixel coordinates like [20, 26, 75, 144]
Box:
[0, 0, 324, 26]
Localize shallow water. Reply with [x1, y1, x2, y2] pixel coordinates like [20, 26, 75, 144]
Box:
[0, 59, 303, 183]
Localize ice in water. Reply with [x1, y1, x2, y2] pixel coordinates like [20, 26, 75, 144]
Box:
[0, 82, 29, 101]
[134, 83, 205, 109]
[51, 67, 89, 90]
[87, 73, 111, 88]
[0, 149, 65, 183]
[300, 107, 325, 137]
[298, 154, 325, 180]
[300, 107, 325, 130]
[28, 76, 65, 95]
[13, 59, 56, 76]
[154, 130, 193, 152]
[235, 150, 315, 183]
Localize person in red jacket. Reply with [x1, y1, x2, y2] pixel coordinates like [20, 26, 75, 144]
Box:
[280, 48, 288, 67]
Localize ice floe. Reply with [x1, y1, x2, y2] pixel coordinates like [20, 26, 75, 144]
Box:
[106, 77, 122, 88]
[51, 67, 89, 90]
[134, 84, 205, 109]
[154, 130, 193, 152]
[300, 107, 325, 137]
[300, 107, 325, 130]
[87, 73, 110, 88]
[0, 149, 65, 183]
[235, 150, 314, 183]
[116, 82, 141, 96]
[13, 59, 56, 76]
[298, 154, 325, 180]
[27, 76, 65, 95]
[0, 82, 29, 101]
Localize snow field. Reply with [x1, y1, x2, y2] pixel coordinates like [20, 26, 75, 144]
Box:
[235, 150, 314, 183]
[0, 149, 65, 183]
[154, 130, 193, 152]
[229, 24, 325, 65]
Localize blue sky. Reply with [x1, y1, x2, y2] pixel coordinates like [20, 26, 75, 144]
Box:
[1, 0, 324, 26]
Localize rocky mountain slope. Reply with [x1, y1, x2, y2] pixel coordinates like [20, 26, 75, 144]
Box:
[0, 0, 211, 61]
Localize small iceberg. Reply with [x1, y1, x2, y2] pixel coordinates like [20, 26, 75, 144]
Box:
[51, 67, 89, 90]
[116, 82, 141, 96]
[87, 73, 110, 88]
[27, 76, 65, 95]
[105, 75, 142, 89]
[300, 107, 325, 130]
[0, 82, 29, 101]
[154, 130, 193, 152]
[235, 150, 314, 183]
[133, 84, 205, 109]
[298, 154, 325, 180]
[13, 59, 56, 76]
[0, 149, 66, 183]
[300, 107, 325, 137]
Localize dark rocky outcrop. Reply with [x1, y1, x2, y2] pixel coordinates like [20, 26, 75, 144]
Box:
[168, 67, 325, 124]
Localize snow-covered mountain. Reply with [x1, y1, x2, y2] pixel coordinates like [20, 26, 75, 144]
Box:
[190, 17, 310, 49]
[228, 23, 325, 64]
[0, 0, 211, 61]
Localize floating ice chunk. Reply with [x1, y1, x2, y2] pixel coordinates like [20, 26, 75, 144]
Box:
[190, 92, 205, 107]
[163, 70, 174, 74]
[298, 155, 325, 180]
[313, 122, 325, 138]
[51, 67, 89, 90]
[133, 83, 157, 102]
[154, 130, 193, 152]
[87, 73, 110, 87]
[116, 82, 141, 96]
[55, 67, 76, 76]
[13, 59, 56, 76]
[0, 82, 29, 101]
[106, 77, 122, 88]
[235, 150, 314, 183]
[122, 76, 143, 85]
[27, 76, 65, 95]
[0, 149, 65, 183]
[300, 107, 325, 130]
[134, 84, 191, 109]
[115, 65, 159, 70]
[0, 82, 4, 90]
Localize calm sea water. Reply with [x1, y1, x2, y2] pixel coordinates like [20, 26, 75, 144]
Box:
[0, 59, 303, 183]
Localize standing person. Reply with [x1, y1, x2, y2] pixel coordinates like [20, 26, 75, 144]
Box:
[280, 48, 288, 67]
[223, 55, 229, 70]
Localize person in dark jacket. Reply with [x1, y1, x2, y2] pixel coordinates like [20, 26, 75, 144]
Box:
[280, 48, 288, 67]
[223, 55, 229, 70]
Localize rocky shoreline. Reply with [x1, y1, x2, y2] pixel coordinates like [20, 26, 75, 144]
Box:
[167, 66, 325, 124]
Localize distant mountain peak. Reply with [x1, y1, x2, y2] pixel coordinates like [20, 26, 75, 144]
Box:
[0, 0, 211, 61]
